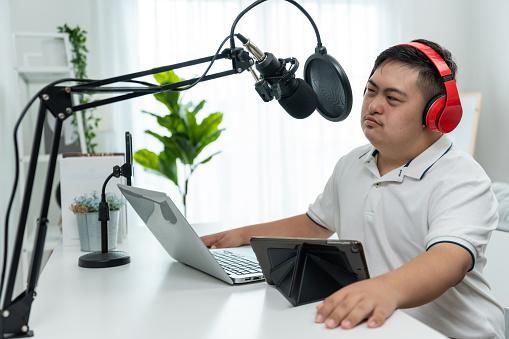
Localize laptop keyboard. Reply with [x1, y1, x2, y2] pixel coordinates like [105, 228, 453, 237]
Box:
[212, 250, 262, 276]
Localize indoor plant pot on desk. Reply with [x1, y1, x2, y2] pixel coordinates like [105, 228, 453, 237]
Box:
[70, 191, 123, 252]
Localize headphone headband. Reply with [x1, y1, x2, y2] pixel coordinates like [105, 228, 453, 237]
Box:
[401, 42, 463, 133]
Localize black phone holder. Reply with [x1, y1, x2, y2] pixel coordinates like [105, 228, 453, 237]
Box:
[267, 243, 360, 306]
[78, 132, 133, 268]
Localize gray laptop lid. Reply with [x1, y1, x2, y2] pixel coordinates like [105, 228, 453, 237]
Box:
[117, 184, 234, 284]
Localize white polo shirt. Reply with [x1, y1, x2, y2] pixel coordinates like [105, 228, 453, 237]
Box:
[307, 135, 505, 339]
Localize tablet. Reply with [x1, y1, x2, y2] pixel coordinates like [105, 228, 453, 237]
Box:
[250, 237, 369, 284]
[250, 237, 370, 306]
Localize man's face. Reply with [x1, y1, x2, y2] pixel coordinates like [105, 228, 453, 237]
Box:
[361, 60, 430, 153]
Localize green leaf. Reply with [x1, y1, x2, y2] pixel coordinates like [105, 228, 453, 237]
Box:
[190, 100, 206, 115]
[134, 149, 179, 187]
[190, 151, 222, 174]
[154, 91, 180, 114]
[158, 150, 179, 187]
[195, 112, 223, 146]
[196, 129, 223, 156]
[186, 111, 198, 144]
[154, 70, 180, 85]
[169, 134, 198, 165]
[134, 149, 160, 172]
[198, 151, 221, 166]
[141, 111, 186, 135]
[144, 130, 175, 150]
[153, 70, 181, 113]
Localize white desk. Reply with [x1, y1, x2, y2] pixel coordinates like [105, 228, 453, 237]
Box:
[30, 225, 447, 339]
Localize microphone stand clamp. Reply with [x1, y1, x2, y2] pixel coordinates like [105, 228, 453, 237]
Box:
[255, 80, 281, 102]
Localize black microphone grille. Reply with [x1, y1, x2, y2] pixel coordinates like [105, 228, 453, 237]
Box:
[304, 52, 353, 122]
[278, 78, 318, 119]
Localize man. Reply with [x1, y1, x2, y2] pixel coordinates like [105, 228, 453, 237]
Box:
[201, 39, 505, 338]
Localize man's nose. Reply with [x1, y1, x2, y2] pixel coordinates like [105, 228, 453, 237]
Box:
[368, 94, 383, 114]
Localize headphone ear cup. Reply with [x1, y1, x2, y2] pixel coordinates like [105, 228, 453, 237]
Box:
[423, 95, 446, 132]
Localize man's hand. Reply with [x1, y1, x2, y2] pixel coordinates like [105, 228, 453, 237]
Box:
[200, 214, 334, 249]
[200, 229, 247, 249]
[314, 242, 471, 330]
[314, 276, 398, 329]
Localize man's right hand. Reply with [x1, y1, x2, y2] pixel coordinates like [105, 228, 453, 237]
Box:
[200, 214, 333, 249]
[200, 228, 248, 249]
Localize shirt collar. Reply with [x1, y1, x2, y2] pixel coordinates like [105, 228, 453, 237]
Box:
[404, 135, 453, 180]
[360, 135, 453, 181]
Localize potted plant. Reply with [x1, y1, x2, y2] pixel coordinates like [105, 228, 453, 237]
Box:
[134, 70, 225, 217]
[70, 191, 123, 252]
[57, 23, 101, 153]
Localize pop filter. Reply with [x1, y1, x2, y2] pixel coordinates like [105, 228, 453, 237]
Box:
[304, 47, 353, 122]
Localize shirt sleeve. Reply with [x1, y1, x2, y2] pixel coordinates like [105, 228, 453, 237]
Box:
[307, 159, 343, 232]
[424, 160, 499, 271]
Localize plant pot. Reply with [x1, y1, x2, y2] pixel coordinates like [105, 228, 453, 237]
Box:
[75, 210, 119, 252]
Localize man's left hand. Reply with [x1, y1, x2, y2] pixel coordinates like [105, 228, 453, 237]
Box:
[314, 276, 398, 329]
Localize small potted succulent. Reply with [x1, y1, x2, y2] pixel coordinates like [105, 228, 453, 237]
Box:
[70, 191, 123, 252]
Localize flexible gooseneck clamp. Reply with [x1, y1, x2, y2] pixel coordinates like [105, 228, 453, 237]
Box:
[1, 1, 331, 337]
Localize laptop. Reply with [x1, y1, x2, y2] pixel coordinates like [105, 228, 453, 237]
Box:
[117, 184, 264, 285]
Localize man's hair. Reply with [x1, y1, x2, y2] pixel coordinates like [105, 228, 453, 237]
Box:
[371, 39, 458, 104]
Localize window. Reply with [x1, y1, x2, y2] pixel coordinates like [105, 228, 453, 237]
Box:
[127, 0, 398, 225]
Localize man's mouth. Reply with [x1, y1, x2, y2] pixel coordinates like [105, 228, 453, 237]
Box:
[364, 115, 381, 126]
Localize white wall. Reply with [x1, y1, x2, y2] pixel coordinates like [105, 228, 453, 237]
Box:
[471, 0, 509, 182]
[394, 0, 476, 92]
[394, 0, 509, 182]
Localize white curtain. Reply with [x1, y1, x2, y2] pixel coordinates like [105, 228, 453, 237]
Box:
[93, 0, 141, 152]
[99, 0, 401, 226]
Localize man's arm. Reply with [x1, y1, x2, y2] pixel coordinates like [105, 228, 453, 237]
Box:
[315, 242, 472, 329]
[200, 213, 334, 249]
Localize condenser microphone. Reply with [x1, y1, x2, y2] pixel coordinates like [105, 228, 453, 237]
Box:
[238, 34, 318, 119]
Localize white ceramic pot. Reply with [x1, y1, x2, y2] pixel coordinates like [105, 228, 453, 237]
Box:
[75, 210, 119, 252]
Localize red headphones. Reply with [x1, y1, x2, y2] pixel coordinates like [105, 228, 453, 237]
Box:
[403, 42, 462, 133]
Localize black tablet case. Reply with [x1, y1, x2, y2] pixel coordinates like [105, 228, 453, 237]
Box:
[267, 243, 361, 306]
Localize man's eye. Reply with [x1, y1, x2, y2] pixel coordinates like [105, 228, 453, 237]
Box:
[387, 96, 398, 101]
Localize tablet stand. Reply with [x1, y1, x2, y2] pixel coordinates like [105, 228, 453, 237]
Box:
[268, 243, 361, 306]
